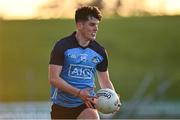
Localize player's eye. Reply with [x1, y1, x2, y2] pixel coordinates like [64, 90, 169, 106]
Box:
[89, 23, 96, 26]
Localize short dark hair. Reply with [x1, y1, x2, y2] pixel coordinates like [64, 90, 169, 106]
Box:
[75, 6, 102, 23]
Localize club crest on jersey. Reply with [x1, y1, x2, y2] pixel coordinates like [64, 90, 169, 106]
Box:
[80, 54, 88, 62]
[92, 56, 100, 64]
[68, 54, 76, 59]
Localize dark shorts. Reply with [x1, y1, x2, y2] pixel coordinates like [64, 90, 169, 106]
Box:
[51, 103, 88, 119]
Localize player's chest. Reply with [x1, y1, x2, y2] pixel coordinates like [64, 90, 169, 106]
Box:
[64, 48, 102, 66]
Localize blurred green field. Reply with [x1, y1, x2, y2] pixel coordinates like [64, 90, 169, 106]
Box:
[0, 16, 180, 101]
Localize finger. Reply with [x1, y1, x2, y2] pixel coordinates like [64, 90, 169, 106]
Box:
[87, 101, 96, 109]
[81, 96, 89, 101]
[113, 108, 120, 114]
[86, 98, 96, 105]
[88, 95, 98, 99]
[85, 102, 90, 108]
[85, 101, 93, 108]
[79, 90, 90, 98]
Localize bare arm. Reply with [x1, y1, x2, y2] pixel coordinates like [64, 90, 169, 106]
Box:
[97, 70, 115, 90]
[48, 64, 80, 96]
[49, 64, 94, 107]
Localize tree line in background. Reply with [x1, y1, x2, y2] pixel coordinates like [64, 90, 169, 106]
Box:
[39, 0, 120, 14]
[37, 0, 131, 19]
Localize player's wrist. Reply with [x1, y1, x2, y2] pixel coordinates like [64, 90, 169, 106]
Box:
[76, 89, 81, 97]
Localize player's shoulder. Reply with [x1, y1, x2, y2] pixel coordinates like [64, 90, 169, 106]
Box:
[54, 32, 75, 49]
[56, 33, 74, 46]
[91, 40, 106, 53]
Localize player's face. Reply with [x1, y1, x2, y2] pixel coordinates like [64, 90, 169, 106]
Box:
[80, 17, 99, 41]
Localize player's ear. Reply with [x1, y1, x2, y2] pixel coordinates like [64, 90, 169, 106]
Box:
[76, 22, 83, 30]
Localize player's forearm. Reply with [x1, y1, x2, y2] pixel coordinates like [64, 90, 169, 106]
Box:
[49, 77, 80, 96]
[48, 65, 80, 96]
[100, 79, 115, 90]
[98, 71, 115, 90]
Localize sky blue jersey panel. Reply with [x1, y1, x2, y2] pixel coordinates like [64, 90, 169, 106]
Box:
[62, 47, 103, 88]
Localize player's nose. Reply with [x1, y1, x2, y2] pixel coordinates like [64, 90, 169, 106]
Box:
[94, 25, 98, 32]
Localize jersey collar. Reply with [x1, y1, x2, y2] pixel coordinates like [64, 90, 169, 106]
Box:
[72, 31, 93, 49]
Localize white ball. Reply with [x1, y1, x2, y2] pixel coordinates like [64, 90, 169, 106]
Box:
[96, 88, 121, 114]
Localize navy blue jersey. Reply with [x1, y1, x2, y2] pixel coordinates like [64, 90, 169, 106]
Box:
[49, 32, 108, 107]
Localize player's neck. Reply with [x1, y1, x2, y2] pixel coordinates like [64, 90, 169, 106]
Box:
[75, 32, 90, 47]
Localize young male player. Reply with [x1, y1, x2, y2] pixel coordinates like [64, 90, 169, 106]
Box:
[49, 6, 116, 119]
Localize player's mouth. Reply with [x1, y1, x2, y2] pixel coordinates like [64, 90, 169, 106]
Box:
[91, 33, 96, 37]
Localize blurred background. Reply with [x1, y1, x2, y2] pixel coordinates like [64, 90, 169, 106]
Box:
[0, 0, 180, 119]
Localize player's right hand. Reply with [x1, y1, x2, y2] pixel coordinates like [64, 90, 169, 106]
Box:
[77, 88, 97, 108]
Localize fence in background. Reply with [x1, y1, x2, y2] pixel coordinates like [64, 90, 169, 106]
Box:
[0, 101, 51, 119]
[0, 101, 180, 119]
